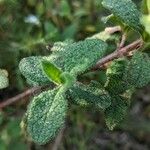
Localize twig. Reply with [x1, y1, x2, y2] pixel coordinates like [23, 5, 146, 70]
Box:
[94, 39, 143, 69]
[118, 33, 127, 50]
[0, 86, 43, 109]
[105, 26, 121, 34]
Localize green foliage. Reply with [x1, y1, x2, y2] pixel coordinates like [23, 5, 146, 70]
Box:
[11, 0, 150, 146]
[105, 58, 128, 94]
[48, 39, 108, 75]
[123, 52, 150, 88]
[42, 60, 63, 85]
[104, 52, 150, 129]
[0, 69, 9, 89]
[26, 88, 67, 144]
[68, 81, 111, 109]
[102, 0, 143, 33]
[19, 57, 50, 86]
[104, 95, 129, 130]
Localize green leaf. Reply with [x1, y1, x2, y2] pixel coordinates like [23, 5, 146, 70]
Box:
[50, 39, 108, 76]
[141, 15, 150, 35]
[0, 69, 9, 89]
[123, 52, 150, 88]
[26, 88, 67, 144]
[141, 0, 149, 14]
[102, 0, 143, 33]
[19, 56, 50, 86]
[105, 58, 128, 94]
[42, 60, 63, 85]
[105, 95, 129, 130]
[68, 81, 111, 110]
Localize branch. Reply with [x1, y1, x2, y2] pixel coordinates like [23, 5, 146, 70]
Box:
[0, 86, 46, 109]
[94, 39, 143, 69]
[104, 26, 121, 34]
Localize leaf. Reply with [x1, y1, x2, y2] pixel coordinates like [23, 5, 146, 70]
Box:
[141, 15, 150, 35]
[42, 60, 63, 85]
[68, 81, 111, 110]
[102, 0, 143, 33]
[141, 0, 149, 14]
[105, 58, 128, 94]
[104, 95, 129, 130]
[0, 69, 9, 89]
[123, 52, 150, 88]
[50, 39, 108, 76]
[26, 88, 67, 144]
[19, 56, 50, 86]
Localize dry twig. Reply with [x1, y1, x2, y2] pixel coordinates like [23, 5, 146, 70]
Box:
[94, 39, 143, 69]
[0, 86, 44, 109]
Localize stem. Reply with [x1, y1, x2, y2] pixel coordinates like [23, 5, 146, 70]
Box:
[94, 39, 143, 69]
[0, 86, 48, 109]
[105, 26, 121, 34]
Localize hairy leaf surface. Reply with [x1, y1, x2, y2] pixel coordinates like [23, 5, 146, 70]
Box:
[0, 69, 9, 89]
[49, 39, 108, 75]
[26, 88, 67, 144]
[19, 56, 50, 86]
[105, 58, 128, 94]
[68, 81, 111, 109]
[105, 96, 129, 130]
[102, 0, 143, 33]
[123, 52, 150, 88]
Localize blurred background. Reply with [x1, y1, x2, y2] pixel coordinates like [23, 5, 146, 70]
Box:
[0, 0, 150, 149]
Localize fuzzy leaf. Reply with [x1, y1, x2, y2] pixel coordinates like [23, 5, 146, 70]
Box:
[0, 69, 9, 89]
[141, 15, 150, 35]
[123, 52, 150, 88]
[102, 0, 143, 33]
[105, 58, 128, 94]
[68, 81, 111, 110]
[105, 96, 129, 130]
[42, 60, 63, 84]
[49, 39, 108, 75]
[19, 56, 50, 86]
[26, 88, 67, 144]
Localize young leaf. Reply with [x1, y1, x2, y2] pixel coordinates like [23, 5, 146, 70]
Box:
[42, 60, 63, 85]
[0, 69, 9, 89]
[68, 81, 111, 110]
[102, 0, 143, 33]
[123, 52, 150, 88]
[141, 15, 150, 35]
[104, 95, 129, 130]
[19, 56, 50, 86]
[26, 88, 67, 144]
